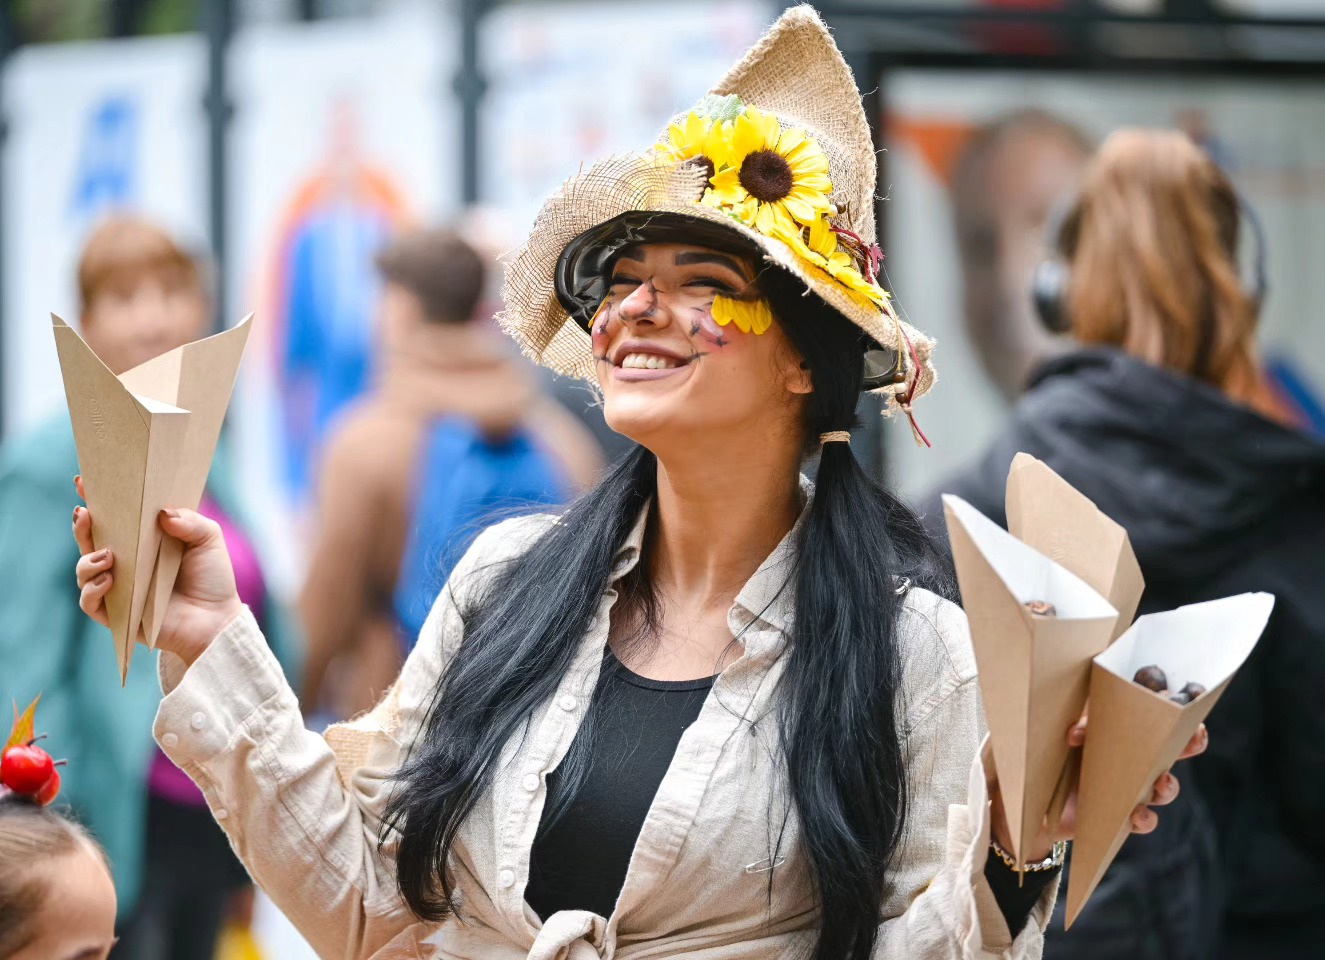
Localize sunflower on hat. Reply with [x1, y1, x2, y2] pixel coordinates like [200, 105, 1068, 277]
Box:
[499, 4, 937, 427]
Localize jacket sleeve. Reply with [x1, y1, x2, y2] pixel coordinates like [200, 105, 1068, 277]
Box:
[872, 598, 1055, 959]
[152, 519, 519, 960]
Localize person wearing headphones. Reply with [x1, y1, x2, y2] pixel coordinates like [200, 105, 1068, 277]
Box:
[920, 128, 1325, 959]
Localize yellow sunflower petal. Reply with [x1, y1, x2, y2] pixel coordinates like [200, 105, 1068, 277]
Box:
[782, 193, 821, 226]
[713, 295, 754, 334]
[703, 121, 732, 169]
[729, 111, 765, 161]
[684, 111, 707, 145]
[749, 298, 774, 335]
[775, 127, 807, 156]
[757, 110, 782, 149]
[787, 185, 831, 212]
[806, 217, 838, 257]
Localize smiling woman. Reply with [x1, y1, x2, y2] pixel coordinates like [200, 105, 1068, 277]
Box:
[68, 7, 1203, 960]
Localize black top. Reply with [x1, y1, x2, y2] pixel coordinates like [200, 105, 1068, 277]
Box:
[921, 348, 1325, 958]
[524, 648, 1054, 937]
[525, 647, 715, 920]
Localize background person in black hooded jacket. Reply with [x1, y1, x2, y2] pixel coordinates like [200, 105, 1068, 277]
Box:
[919, 128, 1325, 960]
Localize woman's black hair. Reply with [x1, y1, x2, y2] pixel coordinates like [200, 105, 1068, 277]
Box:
[385, 255, 952, 960]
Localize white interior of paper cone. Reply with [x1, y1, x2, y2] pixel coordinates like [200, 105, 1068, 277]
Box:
[942, 496, 1119, 620]
[137, 396, 188, 415]
[1095, 593, 1275, 692]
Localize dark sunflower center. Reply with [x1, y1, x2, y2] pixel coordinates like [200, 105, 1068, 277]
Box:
[692, 154, 716, 184]
[738, 150, 794, 203]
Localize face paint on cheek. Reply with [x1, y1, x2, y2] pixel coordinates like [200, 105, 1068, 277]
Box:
[689, 306, 730, 349]
[590, 299, 618, 362]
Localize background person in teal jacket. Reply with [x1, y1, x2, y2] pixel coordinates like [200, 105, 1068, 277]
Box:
[0, 216, 300, 960]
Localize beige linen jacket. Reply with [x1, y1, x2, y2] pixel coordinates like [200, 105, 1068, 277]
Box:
[153, 501, 1055, 960]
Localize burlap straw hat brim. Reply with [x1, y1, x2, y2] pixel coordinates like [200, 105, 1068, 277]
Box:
[498, 5, 937, 412]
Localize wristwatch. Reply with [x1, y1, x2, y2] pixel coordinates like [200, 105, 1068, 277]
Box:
[989, 838, 1066, 873]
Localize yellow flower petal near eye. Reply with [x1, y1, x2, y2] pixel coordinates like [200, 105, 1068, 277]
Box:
[712, 295, 749, 334]
[749, 298, 774, 335]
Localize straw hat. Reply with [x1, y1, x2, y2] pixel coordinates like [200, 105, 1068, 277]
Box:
[499, 5, 936, 426]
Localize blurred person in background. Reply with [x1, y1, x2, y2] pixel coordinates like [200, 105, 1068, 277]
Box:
[951, 109, 1091, 398]
[921, 128, 1325, 959]
[0, 216, 299, 960]
[299, 226, 603, 720]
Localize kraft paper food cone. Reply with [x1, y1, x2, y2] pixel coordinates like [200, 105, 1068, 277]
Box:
[943, 495, 1119, 866]
[1065, 593, 1274, 927]
[1005, 453, 1144, 641]
[53, 314, 251, 683]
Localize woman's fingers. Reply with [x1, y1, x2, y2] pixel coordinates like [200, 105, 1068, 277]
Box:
[1129, 805, 1159, 834]
[158, 508, 223, 547]
[75, 548, 113, 588]
[1149, 771, 1180, 806]
[72, 505, 96, 555]
[74, 474, 86, 501]
[79, 570, 112, 627]
[1177, 724, 1209, 760]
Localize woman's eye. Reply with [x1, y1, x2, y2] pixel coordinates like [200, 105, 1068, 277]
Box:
[685, 275, 737, 292]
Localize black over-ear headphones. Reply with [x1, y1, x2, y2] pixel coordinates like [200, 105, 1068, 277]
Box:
[1030, 192, 1269, 334]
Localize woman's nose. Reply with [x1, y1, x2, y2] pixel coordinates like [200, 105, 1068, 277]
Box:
[618, 280, 667, 326]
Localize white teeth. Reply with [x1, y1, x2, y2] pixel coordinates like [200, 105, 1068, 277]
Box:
[620, 352, 680, 369]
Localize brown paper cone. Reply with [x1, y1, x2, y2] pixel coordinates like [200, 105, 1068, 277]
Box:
[119, 318, 252, 647]
[53, 315, 252, 682]
[1066, 593, 1275, 926]
[1006, 453, 1144, 641]
[943, 495, 1119, 866]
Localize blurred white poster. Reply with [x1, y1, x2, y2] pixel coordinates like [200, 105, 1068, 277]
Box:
[882, 71, 1325, 497]
[1, 37, 207, 434]
[480, 0, 772, 232]
[226, 4, 456, 586]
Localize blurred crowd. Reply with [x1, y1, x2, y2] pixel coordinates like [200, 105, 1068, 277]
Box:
[1, 108, 1323, 959]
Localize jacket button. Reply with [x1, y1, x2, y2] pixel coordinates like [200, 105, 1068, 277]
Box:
[190, 712, 208, 731]
[497, 869, 515, 889]
[215, 809, 229, 821]
[161, 732, 179, 749]
[559, 695, 576, 711]
[522, 773, 540, 792]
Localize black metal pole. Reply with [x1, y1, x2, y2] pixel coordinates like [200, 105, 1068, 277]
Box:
[202, 0, 234, 331]
[454, 0, 487, 205]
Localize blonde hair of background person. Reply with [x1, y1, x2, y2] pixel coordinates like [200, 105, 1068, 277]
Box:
[1057, 128, 1264, 409]
[0, 796, 118, 960]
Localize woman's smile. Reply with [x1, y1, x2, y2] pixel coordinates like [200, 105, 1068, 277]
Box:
[609, 338, 696, 382]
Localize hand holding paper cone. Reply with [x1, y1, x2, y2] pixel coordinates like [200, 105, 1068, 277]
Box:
[54, 314, 251, 683]
[946, 454, 1272, 921]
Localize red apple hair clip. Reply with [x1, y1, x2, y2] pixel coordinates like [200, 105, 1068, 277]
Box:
[0, 696, 64, 806]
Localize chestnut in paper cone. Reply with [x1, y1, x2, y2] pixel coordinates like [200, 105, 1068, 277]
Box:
[1065, 594, 1274, 927]
[1006, 453, 1144, 642]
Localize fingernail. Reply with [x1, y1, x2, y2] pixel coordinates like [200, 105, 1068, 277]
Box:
[73, 506, 82, 521]
[92, 549, 108, 562]
[161, 509, 180, 520]
[93, 573, 109, 586]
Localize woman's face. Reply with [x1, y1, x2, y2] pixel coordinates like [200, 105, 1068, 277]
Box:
[11, 842, 118, 960]
[592, 242, 808, 449]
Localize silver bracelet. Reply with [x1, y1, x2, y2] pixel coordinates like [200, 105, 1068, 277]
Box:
[989, 838, 1066, 873]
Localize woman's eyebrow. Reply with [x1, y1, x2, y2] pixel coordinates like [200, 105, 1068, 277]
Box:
[672, 252, 747, 276]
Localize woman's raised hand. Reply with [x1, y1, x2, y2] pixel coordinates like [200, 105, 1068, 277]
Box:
[73, 476, 244, 667]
